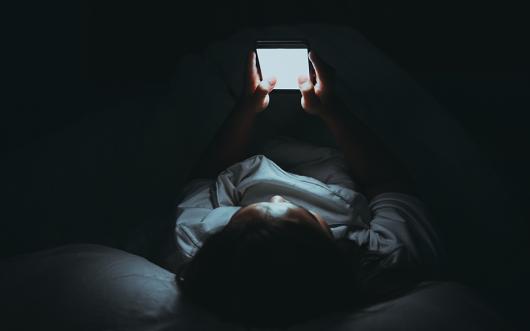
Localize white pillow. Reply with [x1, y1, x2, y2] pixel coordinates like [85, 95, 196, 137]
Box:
[1, 244, 504, 331]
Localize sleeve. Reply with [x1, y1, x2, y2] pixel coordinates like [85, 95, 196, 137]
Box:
[348, 192, 444, 275]
[175, 179, 240, 261]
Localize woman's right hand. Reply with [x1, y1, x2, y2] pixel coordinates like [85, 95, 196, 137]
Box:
[297, 51, 337, 117]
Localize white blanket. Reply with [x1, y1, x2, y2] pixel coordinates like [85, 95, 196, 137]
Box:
[175, 137, 443, 286]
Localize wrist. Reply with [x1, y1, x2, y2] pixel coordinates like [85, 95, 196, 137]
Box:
[318, 106, 337, 123]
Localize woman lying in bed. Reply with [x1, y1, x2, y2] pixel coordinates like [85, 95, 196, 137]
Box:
[170, 50, 443, 328]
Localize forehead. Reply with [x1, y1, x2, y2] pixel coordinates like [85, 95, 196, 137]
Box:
[229, 202, 333, 238]
[231, 202, 313, 222]
[254, 203, 293, 218]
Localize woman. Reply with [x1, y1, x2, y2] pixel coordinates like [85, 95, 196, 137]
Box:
[172, 50, 442, 328]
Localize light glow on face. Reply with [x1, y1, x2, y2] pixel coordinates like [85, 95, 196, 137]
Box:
[255, 202, 291, 218]
[256, 48, 309, 90]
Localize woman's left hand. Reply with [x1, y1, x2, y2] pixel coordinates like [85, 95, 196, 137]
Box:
[241, 50, 277, 112]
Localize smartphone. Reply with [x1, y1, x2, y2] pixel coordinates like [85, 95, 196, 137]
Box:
[255, 40, 313, 92]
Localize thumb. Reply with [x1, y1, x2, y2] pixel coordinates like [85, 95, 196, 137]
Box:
[254, 76, 276, 98]
[298, 75, 321, 112]
[253, 76, 277, 111]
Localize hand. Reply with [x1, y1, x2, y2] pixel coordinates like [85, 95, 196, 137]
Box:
[297, 51, 336, 116]
[241, 50, 277, 113]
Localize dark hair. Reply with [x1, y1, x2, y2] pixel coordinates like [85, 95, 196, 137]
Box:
[176, 216, 370, 328]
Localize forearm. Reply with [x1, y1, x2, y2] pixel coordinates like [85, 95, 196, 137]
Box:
[186, 50, 276, 180]
[190, 100, 257, 179]
[320, 98, 415, 199]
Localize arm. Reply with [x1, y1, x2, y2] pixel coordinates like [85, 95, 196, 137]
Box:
[298, 52, 415, 200]
[189, 51, 276, 179]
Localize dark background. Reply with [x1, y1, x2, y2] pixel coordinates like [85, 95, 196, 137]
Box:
[3, 0, 529, 328]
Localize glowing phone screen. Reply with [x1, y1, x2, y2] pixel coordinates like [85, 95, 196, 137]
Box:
[256, 48, 309, 90]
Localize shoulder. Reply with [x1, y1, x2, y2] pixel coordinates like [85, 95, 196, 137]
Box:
[349, 192, 444, 277]
[177, 178, 214, 208]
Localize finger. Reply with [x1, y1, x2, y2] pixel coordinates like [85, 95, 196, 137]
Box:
[297, 75, 320, 110]
[261, 94, 270, 110]
[254, 76, 277, 98]
[308, 51, 323, 85]
[246, 50, 260, 93]
[309, 51, 332, 85]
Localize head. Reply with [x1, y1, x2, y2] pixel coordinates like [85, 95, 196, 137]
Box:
[177, 195, 362, 328]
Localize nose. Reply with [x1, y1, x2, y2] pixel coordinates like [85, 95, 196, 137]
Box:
[270, 195, 287, 203]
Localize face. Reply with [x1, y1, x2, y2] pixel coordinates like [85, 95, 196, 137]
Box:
[229, 195, 332, 238]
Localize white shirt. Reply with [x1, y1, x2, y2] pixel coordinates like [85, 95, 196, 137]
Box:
[175, 138, 443, 279]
